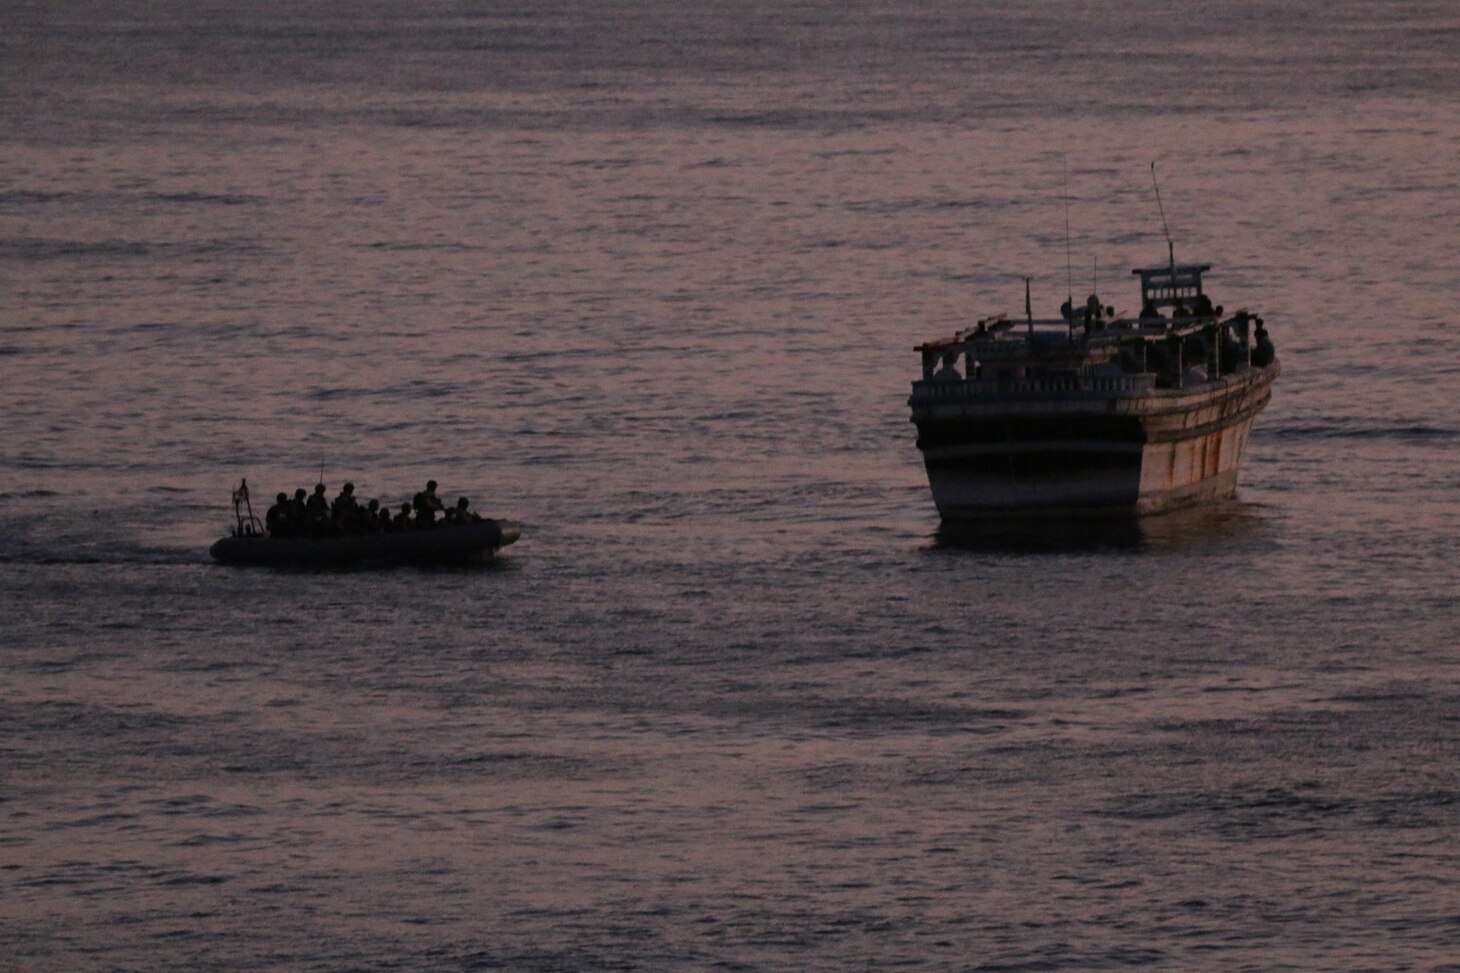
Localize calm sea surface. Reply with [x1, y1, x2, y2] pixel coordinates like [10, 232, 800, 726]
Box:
[2, 2, 1458, 969]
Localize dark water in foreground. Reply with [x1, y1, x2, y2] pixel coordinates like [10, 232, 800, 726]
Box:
[2, 2, 1458, 969]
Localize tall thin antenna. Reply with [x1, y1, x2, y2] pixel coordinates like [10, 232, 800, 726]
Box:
[1024, 276, 1033, 336]
[1063, 161, 1074, 307]
[1150, 160, 1174, 270]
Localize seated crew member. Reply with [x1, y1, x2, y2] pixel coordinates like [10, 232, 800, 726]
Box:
[306, 484, 330, 526]
[1140, 300, 1162, 321]
[266, 492, 291, 537]
[377, 502, 394, 532]
[332, 482, 359, 527]
[361, 498, 382, 532]
[393, 502, 414, 531]
[453, 497, 480, 524]
[287, 488, 309, 531]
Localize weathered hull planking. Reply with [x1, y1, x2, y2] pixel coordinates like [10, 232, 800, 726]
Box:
[912, 364, 1278, 519]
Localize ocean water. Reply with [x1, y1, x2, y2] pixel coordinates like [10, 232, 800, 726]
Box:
[2, 1, 1458, 969]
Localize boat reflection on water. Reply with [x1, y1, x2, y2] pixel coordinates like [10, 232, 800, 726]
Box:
[931, 502, 1268, 555]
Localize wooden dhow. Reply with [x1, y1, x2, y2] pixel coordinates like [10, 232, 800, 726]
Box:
[909, 262, 1278, 519]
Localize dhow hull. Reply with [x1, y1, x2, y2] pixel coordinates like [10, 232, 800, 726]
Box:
[913, 364, 1277, 519]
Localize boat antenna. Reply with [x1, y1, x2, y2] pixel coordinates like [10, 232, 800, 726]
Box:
[1063, 161, 1074, 310]
[1024, 276, 1033, 336]
[318, 457, 325, 486]
[1150, 160, 1174, 271]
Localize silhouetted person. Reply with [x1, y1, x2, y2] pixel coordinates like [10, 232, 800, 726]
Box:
[1219, 329, 1243, 373]
[414, 479, 445, 527]
[288, 488, 308, 531]
[306, 484, 329, 523]
[1252, 322, 1276, 367]
[453, 497, 480, 524]
[266, 492, 291, 537]
[332, 482, 358, 525]
[362, 498, 381, 533]
[393, 502, 414, 531]
[933, 354, 961, 382]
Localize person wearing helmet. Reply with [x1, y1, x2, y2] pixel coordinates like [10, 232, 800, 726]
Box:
[266, 492, 291, 537]
[414, 479, 445, 527]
